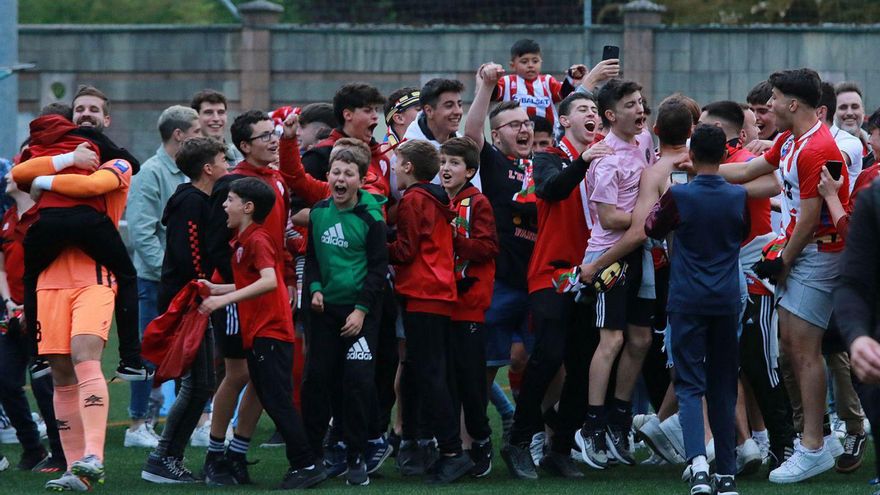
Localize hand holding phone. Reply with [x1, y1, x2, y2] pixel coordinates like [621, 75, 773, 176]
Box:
[825, 160, 843, 181]
[602, 45, 620, 62]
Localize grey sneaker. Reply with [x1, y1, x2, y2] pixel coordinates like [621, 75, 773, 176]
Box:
[70, 455, 104, 485]
[500, 443, 538, 480]
[45, 471, 91, 492]
[573, 428, 608, 469]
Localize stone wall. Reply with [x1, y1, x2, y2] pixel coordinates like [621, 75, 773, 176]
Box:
[14, 17, 880, 161]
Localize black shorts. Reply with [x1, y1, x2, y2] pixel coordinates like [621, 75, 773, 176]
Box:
[593, 250, 653, 330]
[211, 303, 246, 359]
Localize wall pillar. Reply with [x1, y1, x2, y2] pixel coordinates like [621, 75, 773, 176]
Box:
[238, 0, 283, 111]
[621, 0, 666, 104]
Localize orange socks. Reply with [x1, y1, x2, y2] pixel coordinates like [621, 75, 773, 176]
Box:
[53, 384, 85, 470]
[74, 360, 108, 462]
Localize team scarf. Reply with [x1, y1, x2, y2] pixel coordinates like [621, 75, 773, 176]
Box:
[556, 136, 593, 231]
[453, 196, 473, 281]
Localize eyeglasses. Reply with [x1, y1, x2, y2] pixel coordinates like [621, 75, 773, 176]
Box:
[493, 120, 535, 131]
[244, 128, 282, 143]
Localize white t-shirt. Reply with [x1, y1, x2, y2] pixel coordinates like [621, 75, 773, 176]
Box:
[830, 124, 863, 192]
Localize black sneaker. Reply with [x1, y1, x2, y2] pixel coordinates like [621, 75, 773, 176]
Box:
[141, 454, 198, 484]
[539, 450, 584, 478]
[323, 442, 347, 477]
[280, 464, 327, 489]
[202, 453, 237, 486]
[116, 359, 154, 382]
[690, 470, 713, 494]
[365, 436, 393, 474]
[427, 452, 475, 484]
[225, 452, 254, 484]
[346, 456, 369, 486]
[715, 474, 738, 495]
[836, 432, 867, 473]
[605, 425, 635, 466]
[500, 442, 538, 480]
[18, 447, 48, 471]
[422, 440, 440, 474]
[469, 439, 493, 478]
[29, 358, 51, 380]
[397, 441, 424, 476]
[32, 454, 66, 473]
[388, 432, 401, 458]
[259, 430, 284, 448]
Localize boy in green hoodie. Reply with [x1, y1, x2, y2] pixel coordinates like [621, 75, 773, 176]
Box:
[302, 139, 389, 486]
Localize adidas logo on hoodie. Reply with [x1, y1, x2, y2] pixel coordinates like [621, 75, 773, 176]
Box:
[320, 222, 349, 248]
[346, 337, 372, 361]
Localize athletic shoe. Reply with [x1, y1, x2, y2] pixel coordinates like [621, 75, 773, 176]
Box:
[539, 450, 584, 478]
[280, 464, 327, 489]
[365, 436, 393, 474]
[225, 452, 253, 484]
[427, 452, 474, 484]
[825, 435, 844, 458]
[18, 447, 48, 470]
[606, 425, 636, 466]
[468, 439, 492, 477]
[769, 440, 834, 483]
[835, 432, 867, 473]
[715, 474, 739, 495]
[45, 471, 91, 492]
[141, 454, 199, 484]
[830, 413, 846, 439]
[115, 360, 154, 382]
[33, 454, 66, 473]
[658, 414, 687, 462]
[422, 441, 440, 474]
[640, 451, 667, 465]
[752, 434, 770, 463]
[501, 415, 514, 447]
[500, 443, 538, 480]
[0, 454, 8, 472]
[30, 358, 52, 380]
[631, 413, 653, 432]
[202, 453, 237, 486]
[323, 442, 347, 477]
[190, 421, 211, 448]
[71, 455, 105, 485]
[573, 428, 608, 469]
[637, 415, 685, 464]
[397, 441, 425, 476]
[0, 422, 15, 444]
[768, 445, 794, 472]
[346, 456, 369, 486]
[258, 429, 283, 448]
[529, 432, 546, 467]
[735, 438, 762, 475]
[124, 424, 159, 448]
[690, 469, 713, 494]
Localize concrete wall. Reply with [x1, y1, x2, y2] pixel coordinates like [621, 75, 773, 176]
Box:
[14, 23, 880, 162]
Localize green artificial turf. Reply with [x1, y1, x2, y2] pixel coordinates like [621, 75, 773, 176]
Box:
[0, 333, 875, 494]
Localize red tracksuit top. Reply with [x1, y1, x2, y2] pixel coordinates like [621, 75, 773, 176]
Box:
[450, 183, 498, 322]
[388, 182, 457, 316]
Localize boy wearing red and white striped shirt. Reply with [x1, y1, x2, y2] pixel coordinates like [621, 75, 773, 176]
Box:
[493, 39, 583, 128]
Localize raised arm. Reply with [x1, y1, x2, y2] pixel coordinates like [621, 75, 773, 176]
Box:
[465, 63, 504, 150]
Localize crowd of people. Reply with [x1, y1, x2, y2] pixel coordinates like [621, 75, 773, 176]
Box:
[1, 37, 879, 494]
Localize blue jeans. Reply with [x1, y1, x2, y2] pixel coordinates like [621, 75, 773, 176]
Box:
[129, 277, 158, 420]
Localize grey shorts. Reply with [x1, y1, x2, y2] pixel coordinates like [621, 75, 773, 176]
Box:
[776, 247, 839, 330]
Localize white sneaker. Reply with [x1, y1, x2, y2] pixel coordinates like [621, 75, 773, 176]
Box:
[631, 413, 653, 432]
[657, 414, 687, 463]
[825, 435, 844, 458]
[830, 413, 846, 439]
[146, 423, 162, 441]
[0, 421, 15, 444]
[768, 439, 834, 483]
[529, 432, 546, 467]
[638, 415, 684, 464]
[190, 421, 211, 448]
[0, 454, 8, 472]
[125, 424, 160, 448]
[736, 438, 762, 475]
[640, 450, 667, 465]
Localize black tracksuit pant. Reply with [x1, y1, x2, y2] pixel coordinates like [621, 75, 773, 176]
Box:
[247, 337, 314, 469]
[510, 289, 598, 454]
[739, 294, 795, 452]
[400, 311, 461, 455]
[302, 304, 379, 461]
[449, 321, 491, 442]
[23, 206, 140, 364]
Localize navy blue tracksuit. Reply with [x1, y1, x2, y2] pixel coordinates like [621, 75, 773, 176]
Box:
[646, 174, 748, 476]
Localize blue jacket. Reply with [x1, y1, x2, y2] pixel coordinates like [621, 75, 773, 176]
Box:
[645, 174, 748, 315]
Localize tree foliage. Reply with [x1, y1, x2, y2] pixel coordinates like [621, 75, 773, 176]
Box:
[18, 0, 880, 25]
